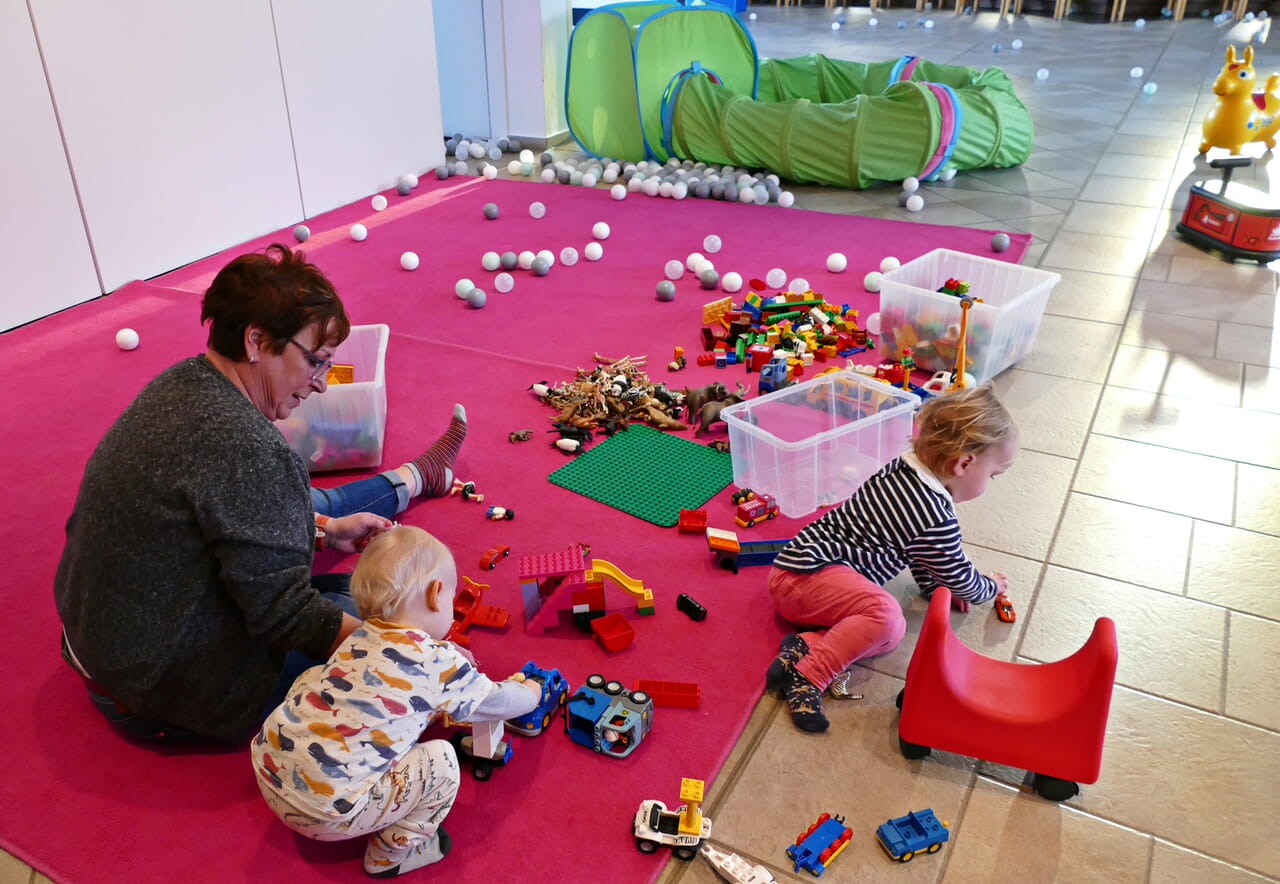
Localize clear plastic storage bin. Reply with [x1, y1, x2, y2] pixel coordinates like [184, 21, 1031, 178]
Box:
[722, 370, 917, 518]
[277, 323, 389, 472]
[878, 249, 1060, 383]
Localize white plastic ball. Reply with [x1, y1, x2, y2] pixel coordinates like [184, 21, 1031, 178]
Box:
[628, 176, 644, 193]
[584, 242, 604, 261]
[455, 278, 475, 298]
[508, 159, 522, 175]
[869, 16, 878, 25]
[1135, 16, 1146, 26]
[536, 249, 555, 266]
[469, 142, 485, 159]
[519, 149, 535, 163]
[924, 19, 934, 28]
[703, 234, 722, 253]
[866, 312, 883, 336]
[539, 168, 555, 183]
[686, 252, 705, 272]
[611, 184, 627, 200]
[778, 191, 795, 208]
[832, 21, 841, 29]
[517, 250, 535, 270]
[581, 173, 597, 188]
[940, 168, 958, 182]
[1143, 82, 1158, 95]
[482, 251, 501, 271]
[643, 178, 662, 197]
[880, 256, 901, 273]
[722, 271, 743, 293]
[864, 272, 883, 293]
[766, 268, 787, 289]
[494, 273, 515, 293]
[349, 223, 368, 242]
[905, 194, 925, 212]
[560, 247, 580, 266]
[664, 260, 684, 280]
[592, 221, 611, 240]
[456, 161, 470, 176]
[789, 278, 810, 294]
[371, 194, 388, 211]
[902, 176, 920, 193]
[659, 181, 675, 198]
[738, 188, 756, 204]
[400, 251, 420, 271]
[1011, 38, 1023, 49]
[483, 164, 498, 180]
[672, 182, 688, 200]
[401, 173, 418, 189]
[827, 252, 848, 273]
[529, 201, 546, 219]
[116, 328, 140, 350]
[749, 11, 757, 19]
[1036, 68, 1049, 81]
[1130, 66, 1143, 78]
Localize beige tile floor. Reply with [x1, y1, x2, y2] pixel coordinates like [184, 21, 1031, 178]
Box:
[8, 6, 1280, 884]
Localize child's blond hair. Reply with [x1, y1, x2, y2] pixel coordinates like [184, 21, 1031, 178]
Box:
[912, 382, 1015, 477]
[350, 525, 455, 621]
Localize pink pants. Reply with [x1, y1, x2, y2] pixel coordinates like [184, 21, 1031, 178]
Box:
[767, 565, 907, 691]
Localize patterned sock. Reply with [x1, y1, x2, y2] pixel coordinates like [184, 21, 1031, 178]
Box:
[783, 668, 829, 733]
[407, 404, 467, 498]
[765, 634, 809, 694]
[365, 828, 452, 878]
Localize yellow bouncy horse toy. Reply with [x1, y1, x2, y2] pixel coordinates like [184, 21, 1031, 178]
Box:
[1200, 45, 1280, 155]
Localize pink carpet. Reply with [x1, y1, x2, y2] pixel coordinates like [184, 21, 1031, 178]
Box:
[0, 174, 1028, 883]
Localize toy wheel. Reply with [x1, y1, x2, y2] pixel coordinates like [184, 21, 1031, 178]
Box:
[1032, 773, 1080, 802]
[629, 690, 651, 706]
[586, 673, 606, 690]
[485, 562, 496, 570]
[541, 711, 552, 731]
[928, 843, 942, 854]
[899, 851, 914, 864]
[636, 839, 659, 855]
[673, 846, 697, 862]
[895, 688, 905, 711]
[472, 764, 491, 782]
[767, 511, 776, 520]
[604, 680, 625, 696]
[898, 736, 931, 759]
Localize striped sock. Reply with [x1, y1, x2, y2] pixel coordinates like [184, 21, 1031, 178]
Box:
[408, 404, 467, 497]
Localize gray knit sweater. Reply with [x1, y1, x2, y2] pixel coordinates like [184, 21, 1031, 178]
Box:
[55, 356, 343, 742]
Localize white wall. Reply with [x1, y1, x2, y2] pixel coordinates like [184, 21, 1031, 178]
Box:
[0, 1, 100, 331]
[492, 0, 571, 143]
[274, 1, 445, 216]
[0, 0, 446, 331]
[434, 2, 493, 139]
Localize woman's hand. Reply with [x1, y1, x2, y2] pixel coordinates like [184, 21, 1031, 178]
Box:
[324, 513, 394, 553]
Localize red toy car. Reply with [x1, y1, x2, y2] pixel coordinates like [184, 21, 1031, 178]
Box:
[994, 593, 1016, 623]
[480, 544, 510, 570]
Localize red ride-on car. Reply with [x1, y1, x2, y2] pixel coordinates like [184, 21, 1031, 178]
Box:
[480, 544, 510, 570]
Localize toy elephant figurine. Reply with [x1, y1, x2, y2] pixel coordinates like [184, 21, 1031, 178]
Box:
[1200, 44, 1280, 155]
[694, 394, 745, 437]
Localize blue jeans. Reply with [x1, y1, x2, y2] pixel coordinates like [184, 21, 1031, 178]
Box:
[310, 470, 410, 520]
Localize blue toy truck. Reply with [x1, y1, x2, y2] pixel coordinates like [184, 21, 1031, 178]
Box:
[875, 809, 950, 863]
[787, 812, 852, 877]
[563, 674, 654, 758]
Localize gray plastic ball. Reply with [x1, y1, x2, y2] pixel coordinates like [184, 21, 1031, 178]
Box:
[435, 165, 450, 180]
[531, 256, 552, 276]
[656, 280, 676, 301]
[557, 168, 572, 185]
[396, 180, 412, 196]
[991, 232, 1012, 252]
[507, 138, 522, 152]
[483, 203, 499, 220]
[292, 224, 310, 242]
[466, 288, 487, 309]
[699, 269, 720, 290]
[500, 251, 518, 270]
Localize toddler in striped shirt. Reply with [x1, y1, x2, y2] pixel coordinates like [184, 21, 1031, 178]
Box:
[765, 383, 1018, 733]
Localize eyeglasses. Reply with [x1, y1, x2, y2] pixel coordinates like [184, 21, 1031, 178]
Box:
[287, 337, 333, 382]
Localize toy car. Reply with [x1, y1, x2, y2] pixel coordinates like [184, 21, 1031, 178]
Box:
[480, 544, 510, 570]
[875, 809, 949, 863]
[505, 661, 569, 736]
[633, 778, 712, 861]
[994, 592, 1016, 623]
[787, 812, 853, 876]
[564, 673, 654, 758]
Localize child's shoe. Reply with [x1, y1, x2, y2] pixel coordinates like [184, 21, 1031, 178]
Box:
[365, 828, 452, 878]
[765, 634, 809, 694]
[783, 669, 829, 733]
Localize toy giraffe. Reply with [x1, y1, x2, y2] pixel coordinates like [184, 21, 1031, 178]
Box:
[1200, 45, 1280, 155]
[948, 297, 975, 392]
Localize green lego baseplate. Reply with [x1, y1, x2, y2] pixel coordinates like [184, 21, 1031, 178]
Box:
[548, 424, 733, 527]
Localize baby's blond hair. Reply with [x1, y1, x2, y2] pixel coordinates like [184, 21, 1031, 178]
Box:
[350, 525, 455, 621]
[912, 382, 1015, 477]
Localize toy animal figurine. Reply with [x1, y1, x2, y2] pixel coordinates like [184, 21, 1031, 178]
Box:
[1200, 45, 1280, 155]
[694, 393, 745, 437]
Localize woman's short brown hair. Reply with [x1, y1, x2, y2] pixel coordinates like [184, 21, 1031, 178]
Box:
[201, 243, 350, 361]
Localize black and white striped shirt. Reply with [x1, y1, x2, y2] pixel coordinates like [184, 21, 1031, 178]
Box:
[772, 449, 997, 604]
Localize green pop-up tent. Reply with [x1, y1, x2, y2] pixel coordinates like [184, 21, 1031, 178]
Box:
[565, 1, 1033, 188]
